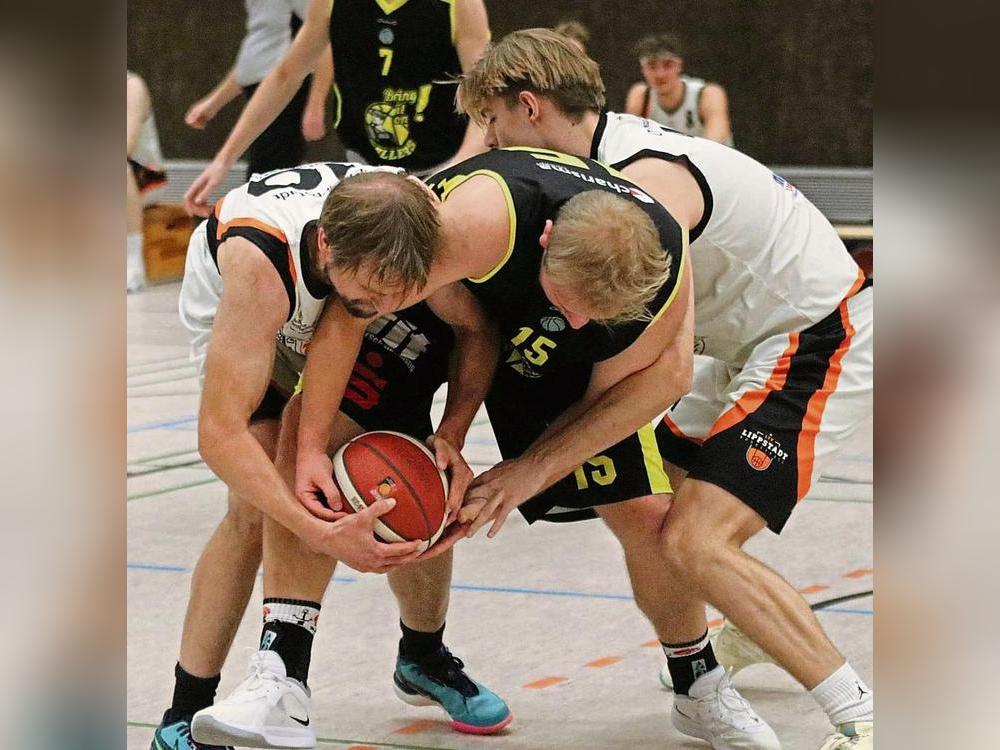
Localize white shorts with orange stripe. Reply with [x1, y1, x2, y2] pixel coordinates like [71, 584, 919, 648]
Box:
[655, 281, 873, 532]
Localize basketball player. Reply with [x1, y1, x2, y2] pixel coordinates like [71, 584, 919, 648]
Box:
[151, 163, 510, 750]
[456, 29, 873, 750]
[624, 33, 733, 146]
[247, 146, 780, 748]
[184, 0, 491, 217]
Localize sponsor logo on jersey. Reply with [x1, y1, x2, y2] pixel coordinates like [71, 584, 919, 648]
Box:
[739, 429, 789, 471]
[693, 337, 706, 355]
[771, 173, 799, 196]
[505, 347, 542, 379]
[535, 161, 655, 203]
[378, 27, 394, 44]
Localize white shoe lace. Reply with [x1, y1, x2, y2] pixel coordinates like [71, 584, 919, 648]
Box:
[227, 654, 288, 705]
[696, 671, 764, 732]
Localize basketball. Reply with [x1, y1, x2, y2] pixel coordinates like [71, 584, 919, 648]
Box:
[331, 430, 448, 548]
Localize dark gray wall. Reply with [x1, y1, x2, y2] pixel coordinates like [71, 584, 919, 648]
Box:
[127, 0, 872, 166]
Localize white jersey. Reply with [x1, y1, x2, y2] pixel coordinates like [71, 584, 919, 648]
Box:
[645, 75, 709, 139]
[594, 112, 863, 367]
[179, 162, 401, 362]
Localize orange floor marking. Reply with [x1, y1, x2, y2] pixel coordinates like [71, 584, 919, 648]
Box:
[393, 720, 438, 735]
[523, 676, 568, 689]
[642, 639, 660, 648]
[585, 656, 622, 668]
[708, 617, 724, 628]
[843, 568, 873, 579]
[799, 584, 831, 594]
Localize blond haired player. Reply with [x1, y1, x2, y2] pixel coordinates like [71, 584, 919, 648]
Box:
[255, 143, 786, 747]
[456, 28, 873, 750]
[153, 163, 510, 750]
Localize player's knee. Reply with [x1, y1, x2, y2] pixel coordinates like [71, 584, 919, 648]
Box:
[223, 495, 264, 539]
[600, 495, 671, 547]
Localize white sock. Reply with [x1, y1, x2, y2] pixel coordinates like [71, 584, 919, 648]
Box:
[127, 232, 145, 287]
[810, 661, 873, 726]
[688, 664, 726, 698]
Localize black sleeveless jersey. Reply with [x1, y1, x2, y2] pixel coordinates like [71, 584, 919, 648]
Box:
[427, 148, 687, 387]
[329, 0, 466, 171]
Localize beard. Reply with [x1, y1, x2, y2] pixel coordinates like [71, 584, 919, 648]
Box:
[340, 297, 378, 319]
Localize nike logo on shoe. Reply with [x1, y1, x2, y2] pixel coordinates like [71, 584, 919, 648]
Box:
[857, 685, 869, 699]
[290, 715, 310, 726]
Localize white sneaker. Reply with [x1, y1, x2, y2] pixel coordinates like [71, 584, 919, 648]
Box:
[671, 667, 781, 750]
[818, 721, 872, 749]
[659, 622, 776, 689]
[191, 650, 315, 749]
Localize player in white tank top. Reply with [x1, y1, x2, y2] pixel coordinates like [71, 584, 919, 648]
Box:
[460, 29, 874, 750]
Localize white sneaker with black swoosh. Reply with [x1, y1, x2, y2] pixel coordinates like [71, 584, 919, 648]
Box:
[672, 666, 781, 749]
[191, 650, 314, 749]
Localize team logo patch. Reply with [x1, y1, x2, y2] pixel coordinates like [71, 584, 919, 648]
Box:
[540, 315, 566, 332]
[746, 447, 772, 471]
[739, 429, 789, 471]
[378, 27, 394, 44]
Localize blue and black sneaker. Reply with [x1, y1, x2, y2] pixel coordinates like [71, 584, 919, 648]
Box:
[151, 712, 233, 750]
[393, 646, 512, 735]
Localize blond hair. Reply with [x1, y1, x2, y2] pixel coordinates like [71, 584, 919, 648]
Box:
[553, 20, 590, 52]
[319, 171, 439, 296]
[457, 28, 604, 125]
[543, 192, 671, 325]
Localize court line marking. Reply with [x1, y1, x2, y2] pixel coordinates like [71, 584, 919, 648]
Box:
[126, 721, 455, 750]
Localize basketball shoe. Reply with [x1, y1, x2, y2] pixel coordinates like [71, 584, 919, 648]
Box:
[393, 645, 512, 734]
[150, 713, 232, 750]
[671, 666, 781, 749]
[660, 621, 776, 689]
[191, 651, 313, 749]
[818, 721, 873, 749]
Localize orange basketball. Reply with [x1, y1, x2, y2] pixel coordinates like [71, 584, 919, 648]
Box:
[331, 431, 448, 548]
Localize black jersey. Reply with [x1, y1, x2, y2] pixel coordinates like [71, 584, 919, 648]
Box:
[329, 0, 466, 171]
[428, 147, 687, 399]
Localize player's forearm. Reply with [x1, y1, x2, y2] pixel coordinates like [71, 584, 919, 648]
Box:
[436, 325, 499, 447]
[307, 44, 333, 109]
[522, 359, 686, 492]
[297, 317, 365, 457]
[199, 424, 316, 536]
[206, 70, 244, 112]
[216, 58, 314, 165]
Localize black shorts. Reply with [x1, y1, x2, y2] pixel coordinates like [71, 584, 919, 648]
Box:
[655, 281, 873, 533]
[485, 365, 671, 524]
[251, 303, 454, 441]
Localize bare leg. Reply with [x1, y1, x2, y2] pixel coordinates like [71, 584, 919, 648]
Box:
[597, 495, 707, 643]
[660, 478, 844, 689]
[387, 548, 452, 632]
[177, 419, 277, 677]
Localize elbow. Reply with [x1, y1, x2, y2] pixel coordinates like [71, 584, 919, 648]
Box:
[197, 416, 233, 468]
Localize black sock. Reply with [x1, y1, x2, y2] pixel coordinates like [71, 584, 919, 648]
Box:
[398, 620, 445, 662]
[662, 630, 719, 695]
[165, 663, 220, 722]
[260, 598, 321, 686]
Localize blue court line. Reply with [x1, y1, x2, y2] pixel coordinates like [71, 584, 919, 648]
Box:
[127, 415, 198, 433]
[131, 564, 872, 610]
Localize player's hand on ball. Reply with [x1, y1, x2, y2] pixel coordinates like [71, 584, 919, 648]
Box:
[311, 497, 425, 573]
[426, 433, 472, 524]
[462, 459, 543, 539]
[295, 450, 343, 520]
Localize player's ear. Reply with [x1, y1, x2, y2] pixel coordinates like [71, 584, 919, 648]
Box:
[519, 90, 540, 120]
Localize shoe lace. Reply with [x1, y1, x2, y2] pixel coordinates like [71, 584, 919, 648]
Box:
[417, 646, 479, 699]
[706, 671, 761, 729]
[230, 655, 287, 704]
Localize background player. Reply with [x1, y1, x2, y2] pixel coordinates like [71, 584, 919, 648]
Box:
[625, 32, 733, 145]
[184, 0, 491, 217]
[151, 164, 508, 750]
[183, 0, 333, 178]
[456, 28, 873, 750]
[278, 147, 780, 748]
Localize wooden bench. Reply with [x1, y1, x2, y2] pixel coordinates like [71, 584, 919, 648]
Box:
[142, 204, 196, 284]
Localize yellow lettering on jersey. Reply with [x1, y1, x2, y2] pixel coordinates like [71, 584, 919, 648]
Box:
[378, 47, 394, 76]
[504, 146, 590, 170]
[374, 0, 411, 15]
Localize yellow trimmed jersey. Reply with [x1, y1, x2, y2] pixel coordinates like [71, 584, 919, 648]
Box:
[427, 148, 687, 380]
